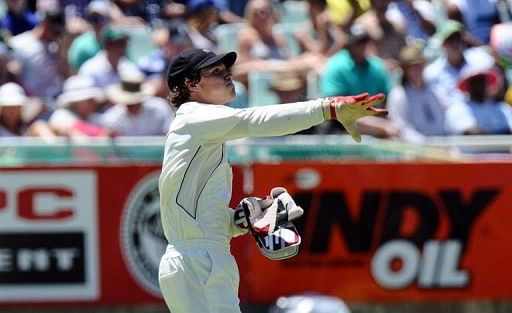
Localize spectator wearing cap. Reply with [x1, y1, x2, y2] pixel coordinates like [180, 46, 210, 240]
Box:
[1, 0, 40, 37]
[0, 82, 55, 138]
[67, 0, 112, 71]
[319, 23, 398, 137]
[101, 70, 173, 136]
[48, 75, 113, 138]
[445, 66, 512, 135]
[9, 9, 67, 102]
[387, 42, 454, 143]
[78, 24, 139, 88]
[424, 20, 495, 102]
[321, 23, 390, 99]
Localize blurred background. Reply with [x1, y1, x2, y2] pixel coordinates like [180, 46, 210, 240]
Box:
[1, 0, 512, 312]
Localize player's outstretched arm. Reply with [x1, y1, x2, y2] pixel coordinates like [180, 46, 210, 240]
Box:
[322, 93, 387, 143]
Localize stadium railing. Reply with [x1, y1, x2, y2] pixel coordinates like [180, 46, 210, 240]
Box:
[3, 135, 510, 166]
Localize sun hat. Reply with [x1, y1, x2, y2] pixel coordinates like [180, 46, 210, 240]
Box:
[270, 71, 306, 92]
[56, 75, 105, 108]
[0, 83, 43, 121]
[106, 70, 155, 105]
[457, 66, 502, 94]
[0, 83, 33, 107]
[399, 41, 427, 66]
[167, 48, 237, 89]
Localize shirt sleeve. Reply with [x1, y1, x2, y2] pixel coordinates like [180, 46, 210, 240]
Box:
[183, 99, 325, 143]
[388, 87, 425, 143]
[445, 101, 477, 135]
[499, 102, 512, 132]
[48, 109, 78, 128]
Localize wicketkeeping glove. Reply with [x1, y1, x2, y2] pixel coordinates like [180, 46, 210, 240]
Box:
[246, 187, 304, 260]
[323, 93, 387, 143]
[252, 187, 304, 233]
[233, 196, 273, 231]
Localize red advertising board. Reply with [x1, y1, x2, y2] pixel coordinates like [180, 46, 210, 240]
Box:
[244, 162, 512, 302]
[4, 161, 512, 305]
[0, 164, 246, 305]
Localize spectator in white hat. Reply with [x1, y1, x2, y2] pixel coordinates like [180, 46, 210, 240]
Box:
[0, 82, 54, 138]
[102, 70, 173, 136]
[49, 75, 113, 138]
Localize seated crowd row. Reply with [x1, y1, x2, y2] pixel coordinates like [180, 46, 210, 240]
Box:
[0, 0, 511, 143]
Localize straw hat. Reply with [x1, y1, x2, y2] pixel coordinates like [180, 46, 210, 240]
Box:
[56, 75, 105, 108]
[399, 42, 426, 67]
[106, 71, 155, 105]
[0, 82, 43, 122]
[270, 71, 306, 92]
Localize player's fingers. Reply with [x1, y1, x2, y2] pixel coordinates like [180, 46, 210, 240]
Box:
[362, 93, 385, 108]
[367, 106, 388, 117]
[352, 92, 369, 102]
[333, 93, 369, 105]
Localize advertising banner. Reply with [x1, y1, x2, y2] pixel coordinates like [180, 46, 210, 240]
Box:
[0, 164, 245, 305]
[0, 170, 98, 302]
[245, 162, 512, 302]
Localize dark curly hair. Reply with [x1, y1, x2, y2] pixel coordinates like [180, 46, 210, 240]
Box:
[167, 71, 202, 108]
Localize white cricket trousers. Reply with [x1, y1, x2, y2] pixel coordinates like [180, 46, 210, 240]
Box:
[159, 239, 242, 313]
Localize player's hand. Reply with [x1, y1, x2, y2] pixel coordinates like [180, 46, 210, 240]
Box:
[233, 196, 272, 231]
[253, 187, 304, 233]
[323, 93, 387, 143]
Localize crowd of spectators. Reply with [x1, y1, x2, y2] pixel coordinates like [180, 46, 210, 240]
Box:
[0, 0, 511, 143]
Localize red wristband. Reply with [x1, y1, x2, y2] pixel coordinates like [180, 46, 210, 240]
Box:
[329, 102, 337, 120]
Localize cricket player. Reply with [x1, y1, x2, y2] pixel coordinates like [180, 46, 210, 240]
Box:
[158, 48, 386, 313]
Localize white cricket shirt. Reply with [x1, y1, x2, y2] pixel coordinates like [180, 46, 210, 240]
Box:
[159, 100, 325, 249]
